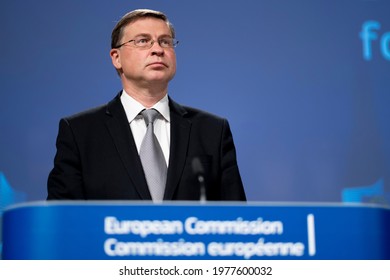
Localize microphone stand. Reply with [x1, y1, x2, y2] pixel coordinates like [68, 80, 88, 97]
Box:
[191, 157, 207, 203]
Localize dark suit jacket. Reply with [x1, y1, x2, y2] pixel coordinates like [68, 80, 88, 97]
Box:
[47, 93, 246, 201]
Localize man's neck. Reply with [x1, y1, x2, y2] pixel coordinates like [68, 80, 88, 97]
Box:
[122, 82, 168, 108]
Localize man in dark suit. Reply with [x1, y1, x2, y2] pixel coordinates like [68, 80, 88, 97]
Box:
[47, 9, 246, 201]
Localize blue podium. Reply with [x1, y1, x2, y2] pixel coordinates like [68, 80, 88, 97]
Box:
[2, 201, 390, 259]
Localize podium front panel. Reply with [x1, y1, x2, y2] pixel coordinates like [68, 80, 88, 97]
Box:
[2, 202, 390, 259]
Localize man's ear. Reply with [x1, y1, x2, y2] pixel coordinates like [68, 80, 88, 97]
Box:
[110, 49, 122, 70]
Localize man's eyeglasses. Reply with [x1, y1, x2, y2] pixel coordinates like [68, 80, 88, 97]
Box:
[114, 36, 179, 49]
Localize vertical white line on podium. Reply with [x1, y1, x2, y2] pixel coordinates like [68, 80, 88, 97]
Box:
[307, 214, 316, 256]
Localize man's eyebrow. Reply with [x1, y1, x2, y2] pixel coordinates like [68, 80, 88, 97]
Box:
[133, 33, 152, 37]
[133, 33, 172, 38]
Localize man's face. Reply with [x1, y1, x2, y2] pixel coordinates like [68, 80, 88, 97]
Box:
[110, 17, 177, 88]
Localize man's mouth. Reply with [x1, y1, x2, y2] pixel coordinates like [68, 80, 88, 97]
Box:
[147, 62, 167, 68]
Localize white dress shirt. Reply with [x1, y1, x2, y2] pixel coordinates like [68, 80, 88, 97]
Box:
[120, 90, 171, 166]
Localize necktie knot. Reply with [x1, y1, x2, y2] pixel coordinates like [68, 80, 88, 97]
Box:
[141, 109, 159, 126]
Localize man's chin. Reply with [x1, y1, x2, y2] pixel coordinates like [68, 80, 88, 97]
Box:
[146, 73, 175, 83]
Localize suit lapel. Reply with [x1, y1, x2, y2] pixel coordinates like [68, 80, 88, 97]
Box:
[164, 98, 191, 200]
[104, 94, 152, 200]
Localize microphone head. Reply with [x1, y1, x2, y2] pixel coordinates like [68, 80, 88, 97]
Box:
[191, 157, 204, 175]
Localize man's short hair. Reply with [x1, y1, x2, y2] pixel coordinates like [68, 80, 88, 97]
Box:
[111, 9, 175, 49]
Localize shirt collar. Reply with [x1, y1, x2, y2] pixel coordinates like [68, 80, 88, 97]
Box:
[120, 90, 170, 123]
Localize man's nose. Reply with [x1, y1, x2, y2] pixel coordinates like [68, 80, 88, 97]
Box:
[150, 40, 164, 56]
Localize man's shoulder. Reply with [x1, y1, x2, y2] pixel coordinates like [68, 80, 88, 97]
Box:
[169, 98, 226, 123]
[66, 104, 106, 120]
[62, 94, 122, 124]
[60, 104, 108, 130]
[185, 105, 224, 120]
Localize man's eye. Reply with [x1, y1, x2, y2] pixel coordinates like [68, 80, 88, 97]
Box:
[136, 38, 150, 44]
[160, 38, 172, 47]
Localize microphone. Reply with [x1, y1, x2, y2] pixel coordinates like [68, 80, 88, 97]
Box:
[191, 157, 207, 202]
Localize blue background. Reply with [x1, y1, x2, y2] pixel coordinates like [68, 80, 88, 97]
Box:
[1, 0, 390, 205]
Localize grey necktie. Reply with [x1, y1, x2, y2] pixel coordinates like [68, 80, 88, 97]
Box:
[139, 109, 167, 202]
